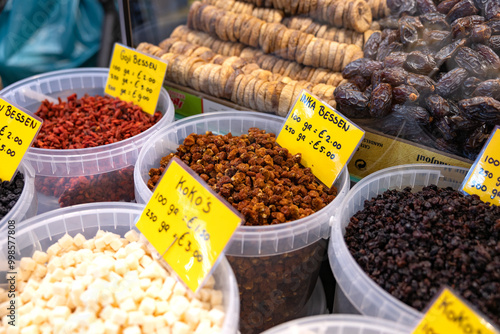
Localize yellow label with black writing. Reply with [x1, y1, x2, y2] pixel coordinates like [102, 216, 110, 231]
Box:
[413, 288, 499, 334]
[276, 90, 365, 188]
[0, 98, 42, 182]
[462, 126, 500, 205]
[136, 157, 243, 292]
[105, 43, 167, 115]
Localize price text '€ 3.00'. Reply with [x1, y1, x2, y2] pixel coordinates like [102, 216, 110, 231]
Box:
[105, 43, 167, 115]
[277, 90, 365, 188]
[136, 158, 243, 292]
[462, 126, 500, 206]
[0, 99, 42, 182]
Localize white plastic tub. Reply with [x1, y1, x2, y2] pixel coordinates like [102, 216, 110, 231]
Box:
[134, 111, 350, 333]
[329, 164, 469, 327]
[298, 278, 328, 318]
[0, 202, 239, 333]
[0, 68, 174, 214]
[261, 315, 412, 334]
[0, 161, 37, 230]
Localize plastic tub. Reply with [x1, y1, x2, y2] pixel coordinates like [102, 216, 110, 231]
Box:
[297, 278, 328, 318]
[0, 68, 174, 214]
[0, 162, 37, 230]
[134, 111, 350, 333]
[261, 315, 413, 334]
[0, 202, 239, 333]
[329, 164, 470, 327]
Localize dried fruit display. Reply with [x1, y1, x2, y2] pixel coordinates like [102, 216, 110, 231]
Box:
[335, 0, 500, 159]
[147, 129, 338, 333]
[0, 172, 24, 221]
[345, 185, 500, 327]
[203, 0, 284, 22]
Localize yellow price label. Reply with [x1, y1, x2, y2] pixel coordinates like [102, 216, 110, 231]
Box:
[413, 288, 499, 334]
[461, 126, 500, 205]
[105, 43, 167, 115]
[277, 90, 365, 188]
[0, 98, 42, 182]
[136, 157, 243, 292]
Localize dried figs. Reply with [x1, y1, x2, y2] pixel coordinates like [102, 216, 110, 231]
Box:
[370, 83, 393, 118]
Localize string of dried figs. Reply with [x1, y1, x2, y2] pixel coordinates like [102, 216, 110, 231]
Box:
[168, 26, 345, 86]
[202, 0, 285, 22]
[365, 0, 391, 19]
[187, 2, 363, 71]
[281, 16, 375, 48]
[345, 185, 500, 327]
[148, 129, 338, 225]
[334, 1, 500, 159]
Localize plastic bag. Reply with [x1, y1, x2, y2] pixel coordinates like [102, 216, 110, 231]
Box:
[0, 0, 103, 86]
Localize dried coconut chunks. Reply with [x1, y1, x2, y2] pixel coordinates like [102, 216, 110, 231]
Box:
[238, 0, 372, 32]
[282, 16, 377, 48]
[187, 2, 363, 71]
[202, 0, 284, 22]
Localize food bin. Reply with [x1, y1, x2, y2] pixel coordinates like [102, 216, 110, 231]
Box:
[297, 279, 328, 318]
[329, 164, 471, 327]
[260, 315, 413, 334]
[0, 202, 239, 333]
[134, 111, 350, 333]
[0, 68, 175, 214]
[0, 161, 37, 230]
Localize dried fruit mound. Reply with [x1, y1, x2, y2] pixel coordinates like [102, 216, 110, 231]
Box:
[345, 185, 500, 326]
[34, 94, 162, 149]
[148, 128, 338, 226]
[0, 172, 24, 220]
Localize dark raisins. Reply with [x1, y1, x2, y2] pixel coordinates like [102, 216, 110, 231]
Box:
[400, 22, 420, 47]
[446, 0, 479, 23]
[376, 42, 404, 61]
[409, 105, 432, 125]
[387, 0, 418, 16]
[486, 18, 500, 34]
[464, 124, 490, 157]
[484, 0, 500, 20]
[473, 44, 500, 72]
[364, 32, 383, 60]
[437, 0, 461, 14]
[349, 75, 371, 91]
[434, 117, 456, 140]
[423, 30, 452, 49]
[426, 94, 452, 118]
[472, 79, 500, 99]
[403, 51, 438, 75]
[370, 83, 393, 118]
[487, 35, 500, 51]
[451, 16, 486, 39]
[334, 84, 371, 118]
[470, 24, 492, 43]
[459, 96, 500, 123]
[407, 73, 436, 94]
[384, 52, 408, 68]
[435, 67, 468, 97]
[454, 46, 488, 77]
[342, 58, 384, 79]
[419, 12, 450, 29]
[417, 0, 438, 13]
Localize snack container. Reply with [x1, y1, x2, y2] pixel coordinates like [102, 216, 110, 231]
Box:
[0, 202, 239, 334]
[260, 314, 413, 334]
[329, 164, 469, 327]
[297, 279, 328, 317]
[0, 161, 37, 230]
[134, 111, 350, 333]
[0, 68, 175, 214]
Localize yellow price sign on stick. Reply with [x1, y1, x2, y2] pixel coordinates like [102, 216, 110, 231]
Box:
[136, 157, 243, 292]
[461, 126, 500, 205]
[277, 90, 365, 188]
[413, 287, 499, 334]
[0, 98, 42, 182]
[105, 43, 167, 115]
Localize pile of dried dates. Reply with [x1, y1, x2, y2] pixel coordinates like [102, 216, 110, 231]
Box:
[334, 0, 500, 160]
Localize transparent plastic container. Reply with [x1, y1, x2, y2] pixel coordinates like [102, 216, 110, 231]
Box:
[0, 202, 239, 334]
[0, 68, 175, 214]
[134, 111, 350, 333]
[298, 279, 328, 318]
[261, 315, 413, 334]
[329, 164, 469, 327]
[0, 162, 37, 230]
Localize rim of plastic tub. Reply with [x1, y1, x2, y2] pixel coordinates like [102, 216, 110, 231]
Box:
[134, 111, 350, 257]
[329, 164, 470, 326]
[3, 202, 239, 333]
[0, 161, 37, 229]
[0, 68, 175, 176]
[261, 314, 414, 334]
